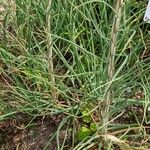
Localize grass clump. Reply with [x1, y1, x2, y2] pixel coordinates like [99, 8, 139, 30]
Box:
[0, 0, 150, 149]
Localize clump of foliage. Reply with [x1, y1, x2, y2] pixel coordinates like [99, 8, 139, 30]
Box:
[0, 0, 150, 149]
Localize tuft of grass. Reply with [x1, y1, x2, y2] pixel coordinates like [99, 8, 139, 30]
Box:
[0, 0, 150, 149]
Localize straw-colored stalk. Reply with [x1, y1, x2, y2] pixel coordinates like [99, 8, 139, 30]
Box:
[102, 0, 124, 134]
[46, 0, 57, 102]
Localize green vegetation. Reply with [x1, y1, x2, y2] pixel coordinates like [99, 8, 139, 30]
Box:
[0, 0, 150, 149]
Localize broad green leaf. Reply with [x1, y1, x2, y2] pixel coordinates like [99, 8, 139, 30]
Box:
[77, 126, 91, 141]
[90, 123, 97, 132]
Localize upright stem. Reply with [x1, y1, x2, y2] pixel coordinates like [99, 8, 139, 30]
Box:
[102, 0, 124, 134]
[46, 0, 57, 102]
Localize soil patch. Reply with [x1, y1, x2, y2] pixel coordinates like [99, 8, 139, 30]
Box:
[0, 114, 72, 150]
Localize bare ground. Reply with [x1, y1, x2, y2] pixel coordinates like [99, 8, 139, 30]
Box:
[0, 114, 72, 150]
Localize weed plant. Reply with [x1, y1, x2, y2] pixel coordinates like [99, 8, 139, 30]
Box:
[0, 0, 150, 149]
